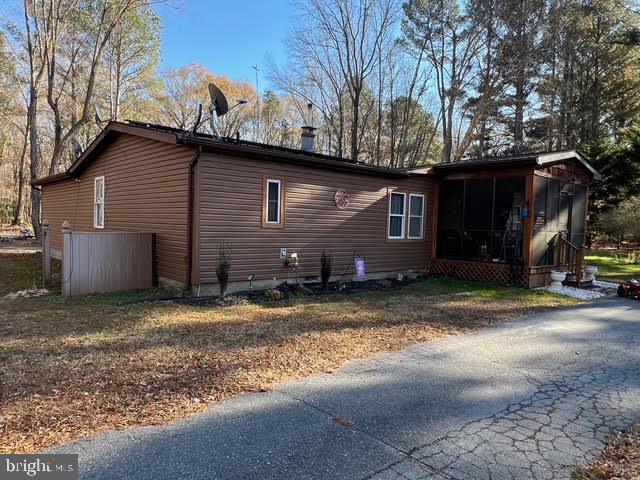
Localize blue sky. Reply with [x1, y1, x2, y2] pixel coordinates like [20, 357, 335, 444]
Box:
[157, 0, 292, 89]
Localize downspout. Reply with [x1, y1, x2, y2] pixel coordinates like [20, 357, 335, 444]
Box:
[186, 146, 202, 292]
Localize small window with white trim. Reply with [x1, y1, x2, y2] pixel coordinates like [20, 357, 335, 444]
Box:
[408, 194, 425, 239]
[263, 177, 285, 228]
[388, 192, 406, 239]
[94, 176, 105, 228]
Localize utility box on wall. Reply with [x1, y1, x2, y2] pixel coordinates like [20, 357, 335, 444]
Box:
[60, 223, 154, 296]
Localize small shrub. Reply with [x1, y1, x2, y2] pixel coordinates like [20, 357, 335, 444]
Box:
[265, 288, 283, 301]
[216, 241, 232, 296]
[320, 251, 333, 288]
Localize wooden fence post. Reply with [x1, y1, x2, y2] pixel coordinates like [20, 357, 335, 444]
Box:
[42, 220, 51, 288]
[62, 221, 72, 297]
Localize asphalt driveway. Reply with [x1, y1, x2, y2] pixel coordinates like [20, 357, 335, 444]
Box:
[51, 296, 640, 479]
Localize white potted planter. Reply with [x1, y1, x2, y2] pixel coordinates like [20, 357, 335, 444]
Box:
[584, 265, 598, 282]
[550, 270, 567, 290]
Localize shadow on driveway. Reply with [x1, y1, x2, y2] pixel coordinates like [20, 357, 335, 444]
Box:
[51, 297, 640, 480]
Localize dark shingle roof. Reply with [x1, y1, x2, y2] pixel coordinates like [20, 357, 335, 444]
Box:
[33, 120, 601, 185]
[433, 150, 601, 180]
[33, 121, 412, 185]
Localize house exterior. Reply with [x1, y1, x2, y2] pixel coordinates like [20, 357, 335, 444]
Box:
[33, 121, 601, 293]
[429, 152, 600, 288]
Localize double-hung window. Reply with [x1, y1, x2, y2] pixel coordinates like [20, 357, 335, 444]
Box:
[263, 177, 285, 228]
[388, 192, 406, 239]
[94, 176, 105, 229]
[408, 194, 425, 239]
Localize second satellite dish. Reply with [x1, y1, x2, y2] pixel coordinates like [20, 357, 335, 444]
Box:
[208, 83, 229, 117]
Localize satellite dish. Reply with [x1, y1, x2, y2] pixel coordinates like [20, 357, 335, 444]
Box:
[95, 104, 105, 125]
[208, 83, 229, 117]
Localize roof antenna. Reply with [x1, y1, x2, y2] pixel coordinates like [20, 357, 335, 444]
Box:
[192, 103, 203, 134]
[185, 83, 250, 138]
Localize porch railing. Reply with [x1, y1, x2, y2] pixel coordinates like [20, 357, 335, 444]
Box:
[555, 232, 585, 288]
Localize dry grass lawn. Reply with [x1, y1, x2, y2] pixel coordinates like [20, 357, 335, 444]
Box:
[0, 223, 22, 236]
[0, 252, 577, 454]
[0, 252, 43, 294]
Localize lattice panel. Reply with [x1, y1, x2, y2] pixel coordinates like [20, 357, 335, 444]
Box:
[429, 259, 529, 288]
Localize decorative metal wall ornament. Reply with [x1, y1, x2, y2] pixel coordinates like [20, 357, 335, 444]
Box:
[334, 189, 351, 209]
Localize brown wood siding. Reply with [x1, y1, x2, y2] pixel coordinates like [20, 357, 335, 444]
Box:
[197, 153, 434, 284]
[535, 161, 591, 185]
[41, 133, 196, 284]
[439, 165, 534, 181]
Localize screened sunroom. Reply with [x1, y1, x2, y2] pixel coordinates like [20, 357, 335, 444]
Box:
[429, 151, 600, 288]
[437, 177, 525, 264]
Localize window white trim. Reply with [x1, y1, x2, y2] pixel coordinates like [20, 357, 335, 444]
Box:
[387, 191, 406, 239]
[94, 176, 105, 229]
[266, 179, 282, 224]
[408, 193, 425, 240]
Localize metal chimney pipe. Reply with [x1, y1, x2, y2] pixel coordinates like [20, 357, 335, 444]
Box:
[301, 102, 316, 152]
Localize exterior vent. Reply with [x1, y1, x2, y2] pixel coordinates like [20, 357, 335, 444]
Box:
[301, 103, 317, 152]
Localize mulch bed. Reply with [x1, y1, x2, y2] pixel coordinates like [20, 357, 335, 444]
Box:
[125, 276, 424, 307]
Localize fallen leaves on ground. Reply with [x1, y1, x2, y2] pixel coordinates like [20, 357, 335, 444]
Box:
[0, 254, 576, 453]
[573, 425, 640, 480]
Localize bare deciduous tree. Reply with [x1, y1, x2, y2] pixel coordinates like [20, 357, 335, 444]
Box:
[18, 0, 165, 236]
[148, 64, 257, 138]
[271, 0, 399, 161]
[403, 0, 487, 162]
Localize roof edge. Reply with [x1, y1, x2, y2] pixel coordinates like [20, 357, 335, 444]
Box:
[34, 120, 413, 185]
[31, 172, 72, 186]
[68, 122, 178, 175]
[536, 150, 602, 181]
[33, 121, 180, 186]
[433, 149, 601, 181]
[177, 135, 411, 178]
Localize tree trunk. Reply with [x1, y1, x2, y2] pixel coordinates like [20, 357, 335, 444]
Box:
[114, 44, 122, 120]
[513, 67, 525, 151]
[547, 50, 558, 151]
[337, 102, 344, 158]
[350, 87, 361, 161]
[585, 225, 594, 249]
[443, 32, 457, 163]
[375, 49, 382, 166]
[48, 116, 63, 175]
[389, 81, 396, 167]
[11, 127, 29, 226]
[443, 88, 455, 162]
[27, 85, 40, 238]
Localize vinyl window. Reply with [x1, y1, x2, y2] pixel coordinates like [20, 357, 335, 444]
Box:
[263, 177, 285, 228]
[408, 194, 425, 239]
[94, 176, 105, 229]
[388, 192, 406, 239]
